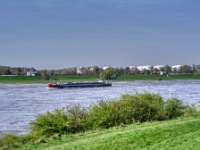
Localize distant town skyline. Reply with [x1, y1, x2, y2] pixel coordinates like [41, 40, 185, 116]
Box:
[1, 0, 200, 69]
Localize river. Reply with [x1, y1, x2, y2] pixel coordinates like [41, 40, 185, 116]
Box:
[0, 80, 200, 135]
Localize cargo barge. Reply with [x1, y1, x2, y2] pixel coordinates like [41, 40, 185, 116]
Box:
[48, 81, 112, 88]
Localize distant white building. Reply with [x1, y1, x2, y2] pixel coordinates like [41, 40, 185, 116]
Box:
[27, 69, 40, 76]
[171, 65, 182, 71]
[77, 67, 85, 75]
[137, 65, 152, 72]
[153, 65, 165, 70]
[129, 66, 135, 70]
[129, 66, 136, 73]
[89, 67, 94, 72]
[103, 66, 111, 70]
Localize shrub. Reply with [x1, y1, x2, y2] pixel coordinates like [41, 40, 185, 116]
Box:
[67, 105, 88, 133]
[86, 93, 166, 129]
[164, 98, 184, 119]
[183, 105, 200, 117]
[86, 100, 122, 128]
[119, 93, 166, 122]
[31, 106, 88, 136]
[30, 93, 199, 137]
[0, 134, 21, 150]
[31, 109, 69, 136]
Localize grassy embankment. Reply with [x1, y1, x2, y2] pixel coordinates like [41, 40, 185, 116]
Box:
[1, 74, 200, 84]
[17, 117, 200, 150]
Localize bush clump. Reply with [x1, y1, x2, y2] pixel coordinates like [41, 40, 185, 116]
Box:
[31, 92, 199, 136]
[31, 106, 88, 136]
[164, 98, 184, 119]
[0, 134, 21, 150]
[87, 93, 166, 129]
[183, 105, 200, 117]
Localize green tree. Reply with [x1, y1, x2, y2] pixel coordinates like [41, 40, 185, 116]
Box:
[100, 68, 117, 80]
[4, 69, 12, 75]
[41, 70, 50, 80]
[92, 66, 101, 74]
[164, 65, 172, 74]
[179, 65, 193, 73]
[16, 68, 22, 75]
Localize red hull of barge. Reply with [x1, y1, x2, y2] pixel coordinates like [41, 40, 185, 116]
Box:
[48, 83, 58, 88]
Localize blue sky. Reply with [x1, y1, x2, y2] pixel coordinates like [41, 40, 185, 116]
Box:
[0, 0, 200, 69]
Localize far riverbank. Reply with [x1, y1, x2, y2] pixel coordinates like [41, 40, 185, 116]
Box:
[1, 74, 200, 84]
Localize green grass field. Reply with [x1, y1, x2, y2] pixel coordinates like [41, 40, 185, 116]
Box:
[17, 117, 200, 150]
[114, 74, 200, 81]
[0, 76, 45, 84]
[1, 74, 200, 84]
[0, 75, 99, 84]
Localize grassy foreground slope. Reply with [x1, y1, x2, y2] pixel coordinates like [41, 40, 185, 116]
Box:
[18, 117, 200, 150]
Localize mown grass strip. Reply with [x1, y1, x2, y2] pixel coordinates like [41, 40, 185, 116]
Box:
[17, 117, 200, 150]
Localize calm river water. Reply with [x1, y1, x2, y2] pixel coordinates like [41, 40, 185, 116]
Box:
[0, 80, 200, 135]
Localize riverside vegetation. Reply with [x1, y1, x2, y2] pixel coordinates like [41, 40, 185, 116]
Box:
[0, 92, 200, 150]
[1, 64, 200, 83]
[1, 74, 200, 84]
